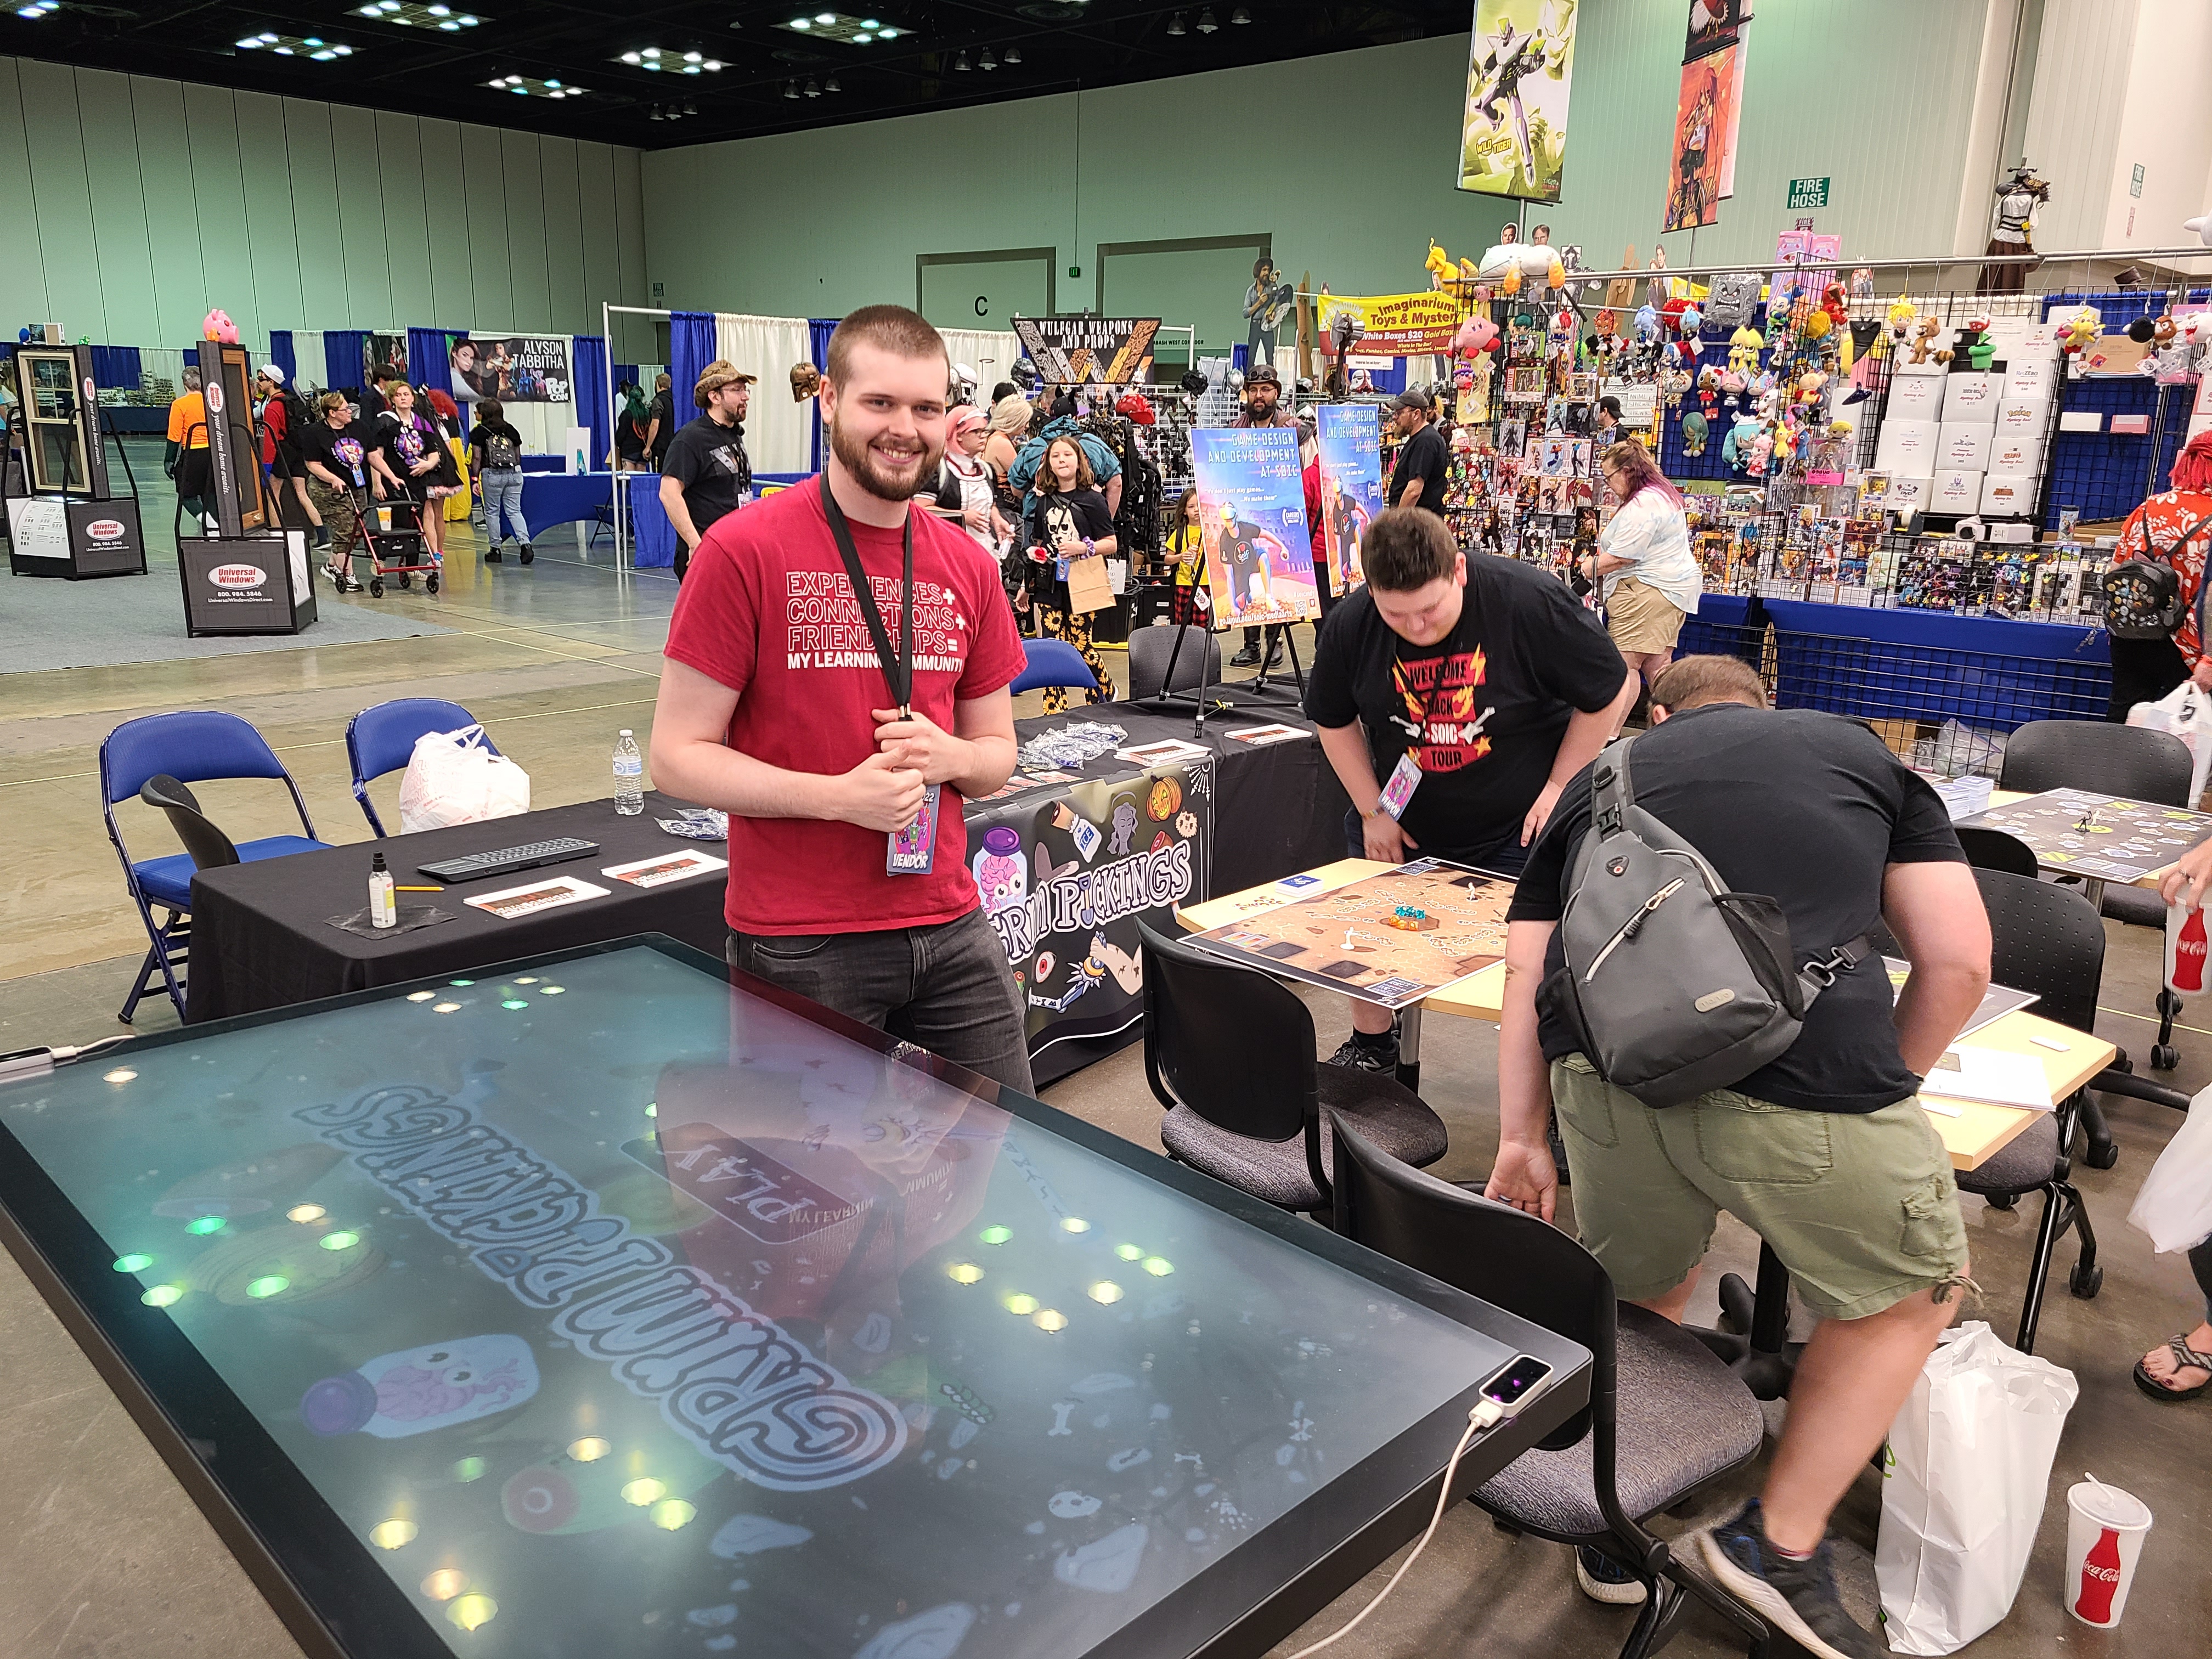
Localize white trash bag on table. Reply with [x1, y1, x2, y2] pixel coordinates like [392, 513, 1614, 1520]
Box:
[2127, 679, 2212, 808]
[1875, 1321, 2079, 1655]
[397, 725, 531, 833]
[2127, 1081, 2212, 1254]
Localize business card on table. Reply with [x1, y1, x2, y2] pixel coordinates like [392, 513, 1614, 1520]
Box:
[600, 850, 728, 889]
[1226, 723, 1312, 747]
[464, 875, 612, 919]
[1115, 738, 1213, 767]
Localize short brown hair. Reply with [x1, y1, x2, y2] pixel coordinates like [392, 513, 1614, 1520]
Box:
[1650, 654, 1768, 712]
[317, 391, 348, 416]
[479, 398, 504, 421]
[1037, 435, 1096, 493]
[1363, 506, 1458, 591]
[825, 303, 950, 386]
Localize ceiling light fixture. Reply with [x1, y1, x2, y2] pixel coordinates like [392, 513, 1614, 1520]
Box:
[352, 2, 479, 28]
[483, 72, 579, 98]
[784, 78, 800, 97]
[1004, 44, 1020, 63]
[952, 49, 969, 70]
[1231, 5, 1250, 19]
[238, 31, 359, 58]
[683, 100, 697, 115]
[979, 47, 995, 69]
[775, 11, 901, 45]
[804, 76, 820, 96]
[1196, 8, 1217, 31]
[1166, 12, 1186, 35]
[16, 2, 61, 18]
[616, 46, 719, 72]
[824, 74, 840, 91]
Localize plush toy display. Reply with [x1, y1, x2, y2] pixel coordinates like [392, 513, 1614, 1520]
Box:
[2059, 307, 2100, 354]
[1727, 324, 1763, 376]
[201, 308, 239, 343]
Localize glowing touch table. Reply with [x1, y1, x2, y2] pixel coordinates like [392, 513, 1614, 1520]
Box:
[0, 936, 1587, 1659]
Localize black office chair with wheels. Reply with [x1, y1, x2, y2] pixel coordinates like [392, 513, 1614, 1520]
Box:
[1330, 1116, 1767, 1659]
[1136, 919, 1447, 1214]
[1999, 716, 2200, 1070]
[1128, 627, 1224, 702]
[1955, 824, 2040, 879]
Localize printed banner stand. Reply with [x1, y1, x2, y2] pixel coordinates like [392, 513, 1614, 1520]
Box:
[1316, 403, 1385, 594]
[178, 529, 317, 636]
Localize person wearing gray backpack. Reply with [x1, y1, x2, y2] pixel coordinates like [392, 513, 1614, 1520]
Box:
[1484, 654, 1992, 1659]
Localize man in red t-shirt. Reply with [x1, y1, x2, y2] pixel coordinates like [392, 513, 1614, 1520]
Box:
[652, 306, 1034, 1092]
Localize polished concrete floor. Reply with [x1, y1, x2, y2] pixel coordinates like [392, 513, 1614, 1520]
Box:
[2, 494, 2208, 1657]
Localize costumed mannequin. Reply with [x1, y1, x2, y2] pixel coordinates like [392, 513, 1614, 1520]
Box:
[1978, 162, 2049, 296]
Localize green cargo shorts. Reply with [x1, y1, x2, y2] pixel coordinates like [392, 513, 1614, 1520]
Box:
[1551, 1053, 1970, 1320]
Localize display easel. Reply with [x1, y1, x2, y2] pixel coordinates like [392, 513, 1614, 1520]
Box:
[4, 341, 146, 579]
[1143, 535, 1224, 737]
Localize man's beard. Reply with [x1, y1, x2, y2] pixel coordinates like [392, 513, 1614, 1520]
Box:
[1249, 397, 1277, 421]
[830, 409, 939, 502]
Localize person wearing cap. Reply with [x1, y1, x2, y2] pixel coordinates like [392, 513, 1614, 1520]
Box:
[1389, 388, 1449, 517]
[659, 359, 756, 580]
[253, 363, 324, 548]
[1230, 364, 1299, 668]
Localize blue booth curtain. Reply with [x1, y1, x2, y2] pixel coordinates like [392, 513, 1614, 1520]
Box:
[572, 334, 610, 474]
[614, 363, 638, 393]
[668, 312, 718, 439]
[268, 331, 296, 388]
[808, 317, 839, 472]
[324, 330, 370, 392]
[407, 326, 465, 434]
[89, 346, 142, 390]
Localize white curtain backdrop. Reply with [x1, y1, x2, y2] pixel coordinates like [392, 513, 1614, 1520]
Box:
[714, 312, 814, 475]
[287, 331, 326, 393]
[938, 328, 1022, 402]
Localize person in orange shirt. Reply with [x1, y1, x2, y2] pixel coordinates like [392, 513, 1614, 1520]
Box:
[165, 366, 214, 531]
[2108, 430, 2212, 720]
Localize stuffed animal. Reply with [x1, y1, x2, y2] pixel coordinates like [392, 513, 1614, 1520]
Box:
[1681, 408, 1710, 456]
[1424, 241, 1455, 289]
[1727, 324, 1763, 376]
[1722, 414, 1762, 473]
[201, 308, 239, 343]
[1886, 298, 1917, 350]
[1747, 431, 1773, 478]
[1500, 264, 1523, 297]
[1633, 303, 1662, 345]
[1908, 317, 1943, 364]
[2060, 306, 2099, 354]
[1547, 256, 1567, 291]
[1820, 281, 1849, 332]
[1451, 315, 1499, 358]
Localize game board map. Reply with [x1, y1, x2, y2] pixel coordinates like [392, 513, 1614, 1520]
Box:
[1881, 958, 2039, 1039]
[1959, 788, 2212, 883]
[1189, 858, 1513, 1009]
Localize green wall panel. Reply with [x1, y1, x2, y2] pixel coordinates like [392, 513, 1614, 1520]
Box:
[328, 103, 392, 328]
[500, 128, 550, 332]
[235, 91, 304, 335]
[281, 98, 347, 335]
[16, 59, 105, 344]
[539, 136, 587, 335]
[460, 122, 510, 332]
[75, 70, 157, 344]
[182, 86, 257, 348]
[576, 140, 623, 343]
[374, 111, 431, 329]
[131, 77, 207, 348]
[0, 60, 51, 326]
[418, 119, 472, 328]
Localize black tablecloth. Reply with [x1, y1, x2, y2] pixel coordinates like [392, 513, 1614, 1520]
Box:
[184, 793, 727, 1022]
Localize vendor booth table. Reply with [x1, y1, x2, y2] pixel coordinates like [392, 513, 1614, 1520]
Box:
[180, 695, 1350, 1086]
[1, 935, 1589, 1659]
[507, 471, 613, 544]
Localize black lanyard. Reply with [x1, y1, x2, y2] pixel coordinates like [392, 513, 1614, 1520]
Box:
[819, 471, 916, 715]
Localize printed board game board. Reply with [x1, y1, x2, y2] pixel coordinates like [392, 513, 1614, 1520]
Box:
[1188, 859, 1511, 1009]
[1959, 788, 2212, 883]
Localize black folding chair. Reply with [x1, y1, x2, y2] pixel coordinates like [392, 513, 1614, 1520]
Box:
[1330, 1115, 1767, 1659]
[1136, 919, 1446, 1215]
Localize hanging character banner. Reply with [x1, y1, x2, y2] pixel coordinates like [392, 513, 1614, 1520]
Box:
[449, 336, 573, 404]
[1010, 316, 1160, 385]
[1683, 1, 1754, 200]
[362, 334, 410, 387]
[1316, 403, 1385, 594]
[1313, 292, 1463, 359]
[1662, 44, 1737, 232]
[1458, 0, 1577, 202]
[967, 760, 1214, 1070]
[1192, 426, 1322, 628]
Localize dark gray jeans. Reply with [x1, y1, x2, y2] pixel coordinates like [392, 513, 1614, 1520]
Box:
[727, 906, 1035, 1096]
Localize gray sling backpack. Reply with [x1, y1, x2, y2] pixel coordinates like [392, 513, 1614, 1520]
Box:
[1539, 732, 1867, 1108]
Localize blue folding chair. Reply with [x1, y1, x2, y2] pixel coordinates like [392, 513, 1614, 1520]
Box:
[101, 711, 329, 1023]
[345, 697, 496, 836]
[1008, 637, 1101, 696]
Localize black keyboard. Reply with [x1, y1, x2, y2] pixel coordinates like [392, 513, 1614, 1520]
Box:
[417, 836, 601, 883]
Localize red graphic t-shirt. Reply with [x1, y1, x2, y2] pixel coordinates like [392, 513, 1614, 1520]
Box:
[662, 479, 1025, 935]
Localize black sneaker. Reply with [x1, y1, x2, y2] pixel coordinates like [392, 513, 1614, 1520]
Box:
[1325, 1034, 1398, 1074]
[1264, 644, 1285, 670]
[1231, 645, 1261, 667]
[1575, 1545, 1647, 1606]
[1696, 1501, 1882, 1659]
[485, 548, 504, 563]
[518, 545, 534, 565]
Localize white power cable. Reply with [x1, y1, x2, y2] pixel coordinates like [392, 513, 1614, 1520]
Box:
[1285, 1398, 1506, 1657]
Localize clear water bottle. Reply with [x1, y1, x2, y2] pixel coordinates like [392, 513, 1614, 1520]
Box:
[613, 729, 644, 815]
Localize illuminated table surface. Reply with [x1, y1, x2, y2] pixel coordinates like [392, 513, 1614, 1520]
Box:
[0, 937, 1587, 1659]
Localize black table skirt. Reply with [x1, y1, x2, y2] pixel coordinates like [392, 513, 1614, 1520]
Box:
[184, 793, 728, 1023]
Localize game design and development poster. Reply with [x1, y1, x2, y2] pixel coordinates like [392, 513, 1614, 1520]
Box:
[967, 761, 1214, 1069]
[1316, 403, 1384, 594]
[1190, 426, 1321, 630]
[1458, 0, 1577, 202]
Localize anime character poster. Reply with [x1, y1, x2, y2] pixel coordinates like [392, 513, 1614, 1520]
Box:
[362, 334, 409, 387]
[449, 337, 573, 404]
[1191, 426, 1321, 628]
[1458, 0, 1577, 202]
[1316, 403, 1385, 593]
[1662, 45, 1736, 232]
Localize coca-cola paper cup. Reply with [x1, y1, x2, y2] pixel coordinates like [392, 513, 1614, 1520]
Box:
[2065, 1479, 2151, 1627]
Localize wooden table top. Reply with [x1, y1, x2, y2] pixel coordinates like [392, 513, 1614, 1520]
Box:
[1178, 857, 2117, 1171]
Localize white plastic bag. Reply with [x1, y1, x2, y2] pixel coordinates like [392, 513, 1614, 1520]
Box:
[1876, 1322, 2079, 1655]
[2126, 1082, 2212, 1253]
[2128, 680, 2212, 807]
[397, 725, 531, 833]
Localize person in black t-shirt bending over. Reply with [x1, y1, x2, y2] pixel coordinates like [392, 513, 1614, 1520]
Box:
[1486, 656, 1989, 1657]
[1304, 506, 1633, 1073]
[659, 359, 755, 580]
[1389, 388, 1449, 516]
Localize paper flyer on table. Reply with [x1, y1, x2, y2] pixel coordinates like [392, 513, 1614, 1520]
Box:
[464, 875, 611, 920]
[1917, 1045, 2055, 1112]
[1224, 724, 1312, 747]
[600, 851, 728, 889]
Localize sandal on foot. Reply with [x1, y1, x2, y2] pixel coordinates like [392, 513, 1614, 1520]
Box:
[2133, 1336, 2212, 1401]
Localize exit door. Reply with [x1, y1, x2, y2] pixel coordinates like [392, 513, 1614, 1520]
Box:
[918, 249, 1056, 334]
